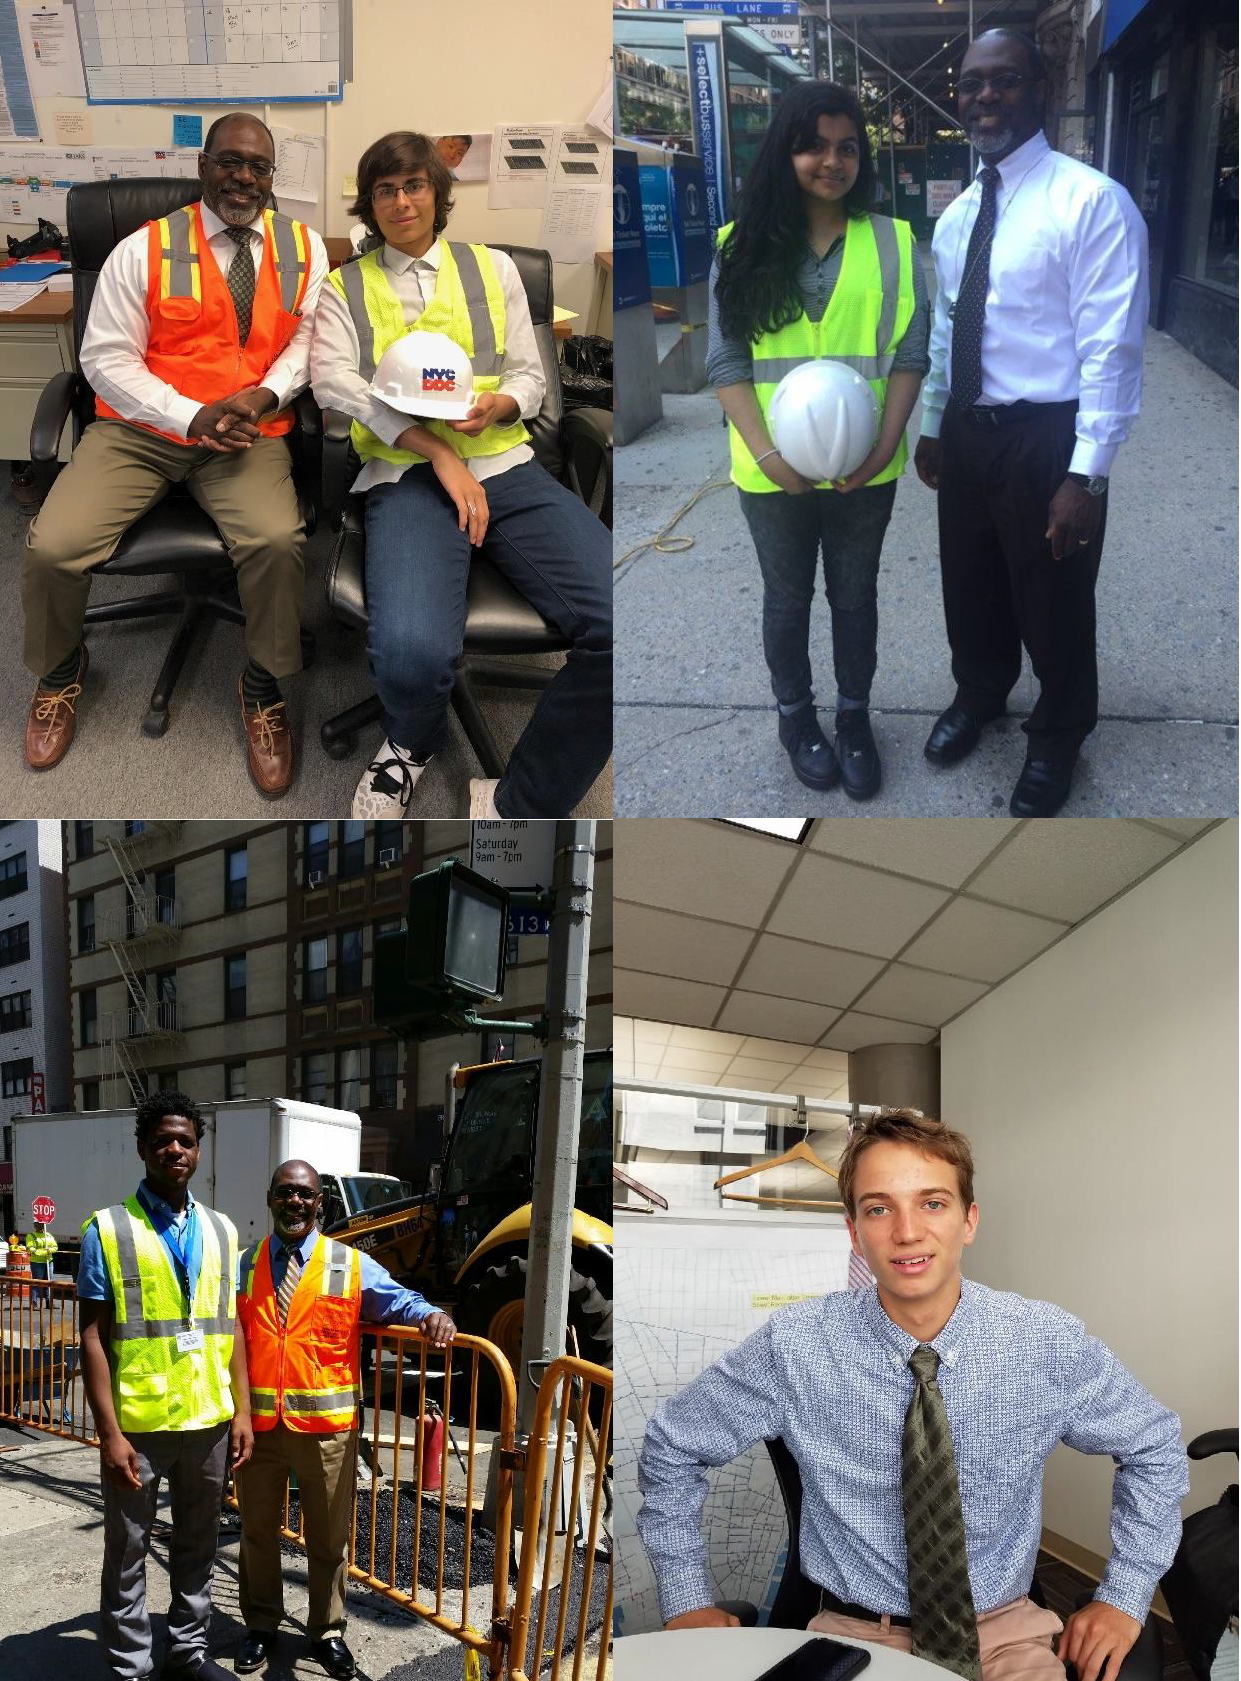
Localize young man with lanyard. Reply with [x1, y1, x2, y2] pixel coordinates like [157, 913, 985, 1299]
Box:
[638, 1111, 1187, 1681]
[915, 30, 1148, 817]
[233, 1158, 455, 1680]
[22, 112, 329, 797]
[78, 1090, 252, 1681]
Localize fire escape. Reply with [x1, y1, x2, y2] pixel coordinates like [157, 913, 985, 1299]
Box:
[99, 823, 184, 1106]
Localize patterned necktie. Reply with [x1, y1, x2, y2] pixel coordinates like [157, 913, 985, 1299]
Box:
[224, 226, 255, 347]
[949, 165, 1001, 408]
[276, 1245, 302, 1325]
[902, 1344, 983, 1681]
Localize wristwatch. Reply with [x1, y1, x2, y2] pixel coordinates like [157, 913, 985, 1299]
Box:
[1067, 471, 1108, 497]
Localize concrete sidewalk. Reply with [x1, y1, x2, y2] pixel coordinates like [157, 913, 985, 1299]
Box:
[0, 1420, 598, 1681]
[614, 326, 1239, 817]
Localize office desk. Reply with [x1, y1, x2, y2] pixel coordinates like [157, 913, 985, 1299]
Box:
[0, 289, 74, 463]
[613, 1628, 947, 1681]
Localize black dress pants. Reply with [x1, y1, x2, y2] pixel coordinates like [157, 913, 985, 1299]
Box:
[937, 397, 1106, 761]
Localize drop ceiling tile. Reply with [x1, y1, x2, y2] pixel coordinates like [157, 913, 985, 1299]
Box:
[1137, 819, 1214, 839]
[614, 819, 794, 926]
[967, 820, 1180, 922]
[735, 932, 887, 1007]
[766, 853, 950, 957]
[632, 1061, 661, 1079]
[901, 897, 1065, 983]
[613, 969, 725, 1030]
[715, 990, 841, 1043]
[726, 1055, 804, 1080]
[659, 1048, 735, 1075]
[667, 1025, 746, 1053]
[853, 963, 989, 1027]
[799, 1047, 850, 1071]
[738, 1035, 820, 1062]
[806, 818, 1018, 886]
[819, 1012, 939, 1051]
[614, 901, 754, 987]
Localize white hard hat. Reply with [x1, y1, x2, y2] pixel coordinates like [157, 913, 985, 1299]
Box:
[768, 360, 879, 484]
[371, 330, 475, 420]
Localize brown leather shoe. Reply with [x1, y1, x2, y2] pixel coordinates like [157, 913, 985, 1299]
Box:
[239, 675, 293, 798]
[26, 644, 88, 770]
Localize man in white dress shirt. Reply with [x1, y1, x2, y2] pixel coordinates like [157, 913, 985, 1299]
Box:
[22, 113, 329, 796]
[915, 31, 1149, 817]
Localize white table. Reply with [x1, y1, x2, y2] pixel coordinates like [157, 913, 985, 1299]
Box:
[613, 1628, 949, 1681]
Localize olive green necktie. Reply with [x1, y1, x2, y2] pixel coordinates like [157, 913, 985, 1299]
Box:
[224, 226, 255, 347]
[902, 1344, 983, 1680]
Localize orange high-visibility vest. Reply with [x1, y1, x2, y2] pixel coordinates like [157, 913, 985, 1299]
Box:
[95, 200, 312, 446]
[237, 1234, 362, 1433]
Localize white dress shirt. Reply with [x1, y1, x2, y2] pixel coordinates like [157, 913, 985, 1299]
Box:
[79, 200, 329, 441]
[921, 130, 1149, 477]
[309, 236, 544, 493]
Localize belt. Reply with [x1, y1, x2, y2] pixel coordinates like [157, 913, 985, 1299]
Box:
[951, 397, 1078, 429]
[818, 1586, 912, 1629]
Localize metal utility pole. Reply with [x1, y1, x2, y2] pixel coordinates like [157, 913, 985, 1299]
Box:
[483, 822, 595, 1542]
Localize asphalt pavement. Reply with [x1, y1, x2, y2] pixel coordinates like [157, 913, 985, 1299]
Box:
[614, 292, 1239, 818]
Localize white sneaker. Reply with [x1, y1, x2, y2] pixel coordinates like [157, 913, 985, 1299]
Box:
[351, 739, 429, 818]
[468, 778, 502, 817]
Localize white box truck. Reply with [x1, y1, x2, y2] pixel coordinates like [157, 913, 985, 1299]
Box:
[9, 1098, 410, 1262]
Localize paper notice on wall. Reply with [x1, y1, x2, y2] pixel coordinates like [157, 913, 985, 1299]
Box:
[489, 123, 556, 209]
[550, 126, 611, 190]
[0, 145, 92, 223]
[17, 3, 86, 98]
[539, 181, 604, 265]
[272, 124, 324, 210]
[433, 131, 491, 183]
[53, 108, 90, 144]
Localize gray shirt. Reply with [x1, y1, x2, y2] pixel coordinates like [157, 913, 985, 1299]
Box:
[706, 227, 931, 388]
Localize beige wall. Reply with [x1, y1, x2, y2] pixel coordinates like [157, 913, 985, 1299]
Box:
[7, 0, 611, 320]
[941, 823, 1238, 1558]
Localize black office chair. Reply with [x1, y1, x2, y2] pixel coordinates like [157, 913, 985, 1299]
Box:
[1160, 1428, 1237, 1681]
[317, 241, 612, 771]
[27, 178, 319, 737]
[718, 1437, 1166, 1681]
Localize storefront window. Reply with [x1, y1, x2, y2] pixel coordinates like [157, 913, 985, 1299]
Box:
[615, 13, 692, 149]
[1183, 24, 1238, 293]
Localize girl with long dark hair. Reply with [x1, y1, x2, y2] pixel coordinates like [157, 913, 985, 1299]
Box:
[708, 81, 930, 799]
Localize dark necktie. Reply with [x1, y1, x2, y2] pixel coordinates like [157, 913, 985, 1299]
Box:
[950, 165, 1001, 408]
[224, 226, 255, 347]
[276, 1245, 302, 1325]
[902, 1344, 983, 1680]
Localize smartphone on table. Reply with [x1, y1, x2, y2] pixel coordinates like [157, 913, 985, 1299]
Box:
[754, 1636, 873, 1681]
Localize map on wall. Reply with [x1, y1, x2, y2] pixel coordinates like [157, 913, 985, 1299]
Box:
[74, 2, 348, 103]
[614, 1215, 855, 1637]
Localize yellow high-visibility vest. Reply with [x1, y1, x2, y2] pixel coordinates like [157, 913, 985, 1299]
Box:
[327, 240, 529, 469]
[91, 1195, 237, 1434]
[717, 212, 915, 493]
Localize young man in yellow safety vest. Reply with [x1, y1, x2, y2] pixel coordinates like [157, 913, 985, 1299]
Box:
[78, 1090, 253, 1681]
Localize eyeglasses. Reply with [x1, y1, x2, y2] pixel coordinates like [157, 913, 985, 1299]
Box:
[372, 177, 434, 204]
[271, 1186, 319, 1203]
[957, 71, 1039, 96]
[201, 151, 275, 180]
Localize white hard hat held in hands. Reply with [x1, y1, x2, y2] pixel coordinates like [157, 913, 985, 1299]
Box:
[371, 330, 476, 420]
[768, 360, 880, 484]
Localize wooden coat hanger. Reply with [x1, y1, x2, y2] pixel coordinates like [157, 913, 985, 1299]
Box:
[713, 1133, 838, 1190]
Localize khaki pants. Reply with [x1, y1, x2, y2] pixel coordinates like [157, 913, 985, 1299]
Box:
[23, 416, 305, 679]
[808, 1595, 1067, 1681]
[236, 1424, 357, 1641]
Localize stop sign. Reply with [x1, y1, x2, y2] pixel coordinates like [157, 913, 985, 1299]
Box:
[31, 1195, 55, 1224]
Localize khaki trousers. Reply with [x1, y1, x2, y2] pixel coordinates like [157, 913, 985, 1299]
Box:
[22, 416, 305, 679]
[236, 1423, 357, 1641]
[808, 1595, 1067, 1681]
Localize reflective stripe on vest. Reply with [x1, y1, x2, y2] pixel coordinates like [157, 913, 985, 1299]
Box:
[718, 213, 915, 493]
[326, 239, 528, 467]
[92, 1195, 237, 1433]
[158, 206, 201, 303]
[237, 1234, 363, 1434]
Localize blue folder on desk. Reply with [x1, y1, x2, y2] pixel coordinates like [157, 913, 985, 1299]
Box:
[0, 262, 70, 282]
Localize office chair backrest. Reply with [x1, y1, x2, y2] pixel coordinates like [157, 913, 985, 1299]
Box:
[765, 1437, 825, 1629]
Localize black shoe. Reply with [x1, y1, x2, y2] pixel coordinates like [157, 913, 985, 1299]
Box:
[1009, 755, 1075, 817]
[311, 1638, 357, 1680]
[235, 1632, 279, 1675]
[924, 704, 997, 767]
[163, 1658, 234, 1681]
[778, 704, 840, 791]
[834, 709, 881, 801]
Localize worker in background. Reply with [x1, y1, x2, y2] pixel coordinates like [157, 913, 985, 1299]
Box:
[28, 1220, 58, 1280]
[234, 1158, 455, 1680]
[77, 1089, 252, 1681]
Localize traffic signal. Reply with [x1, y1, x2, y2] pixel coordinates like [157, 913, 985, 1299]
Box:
[373, 859, 510, 1040]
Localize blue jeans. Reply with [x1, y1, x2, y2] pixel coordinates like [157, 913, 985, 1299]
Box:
[363, 459, 612, 817]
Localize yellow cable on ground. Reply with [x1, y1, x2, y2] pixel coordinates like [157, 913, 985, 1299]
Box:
[464, 1647, 481, 1681]
[613, 478, 732, 573]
